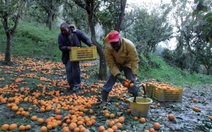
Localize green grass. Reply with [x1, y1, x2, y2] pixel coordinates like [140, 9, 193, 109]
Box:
[139, 55, 212, 86]
[0, 21, 211, 86]
[0, 22, 61, 61]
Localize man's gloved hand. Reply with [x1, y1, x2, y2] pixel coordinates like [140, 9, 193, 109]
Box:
[130, 74, 137, 83]
[116, 74, 125, 83]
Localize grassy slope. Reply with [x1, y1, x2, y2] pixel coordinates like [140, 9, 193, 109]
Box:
[0, 22, 211, 86]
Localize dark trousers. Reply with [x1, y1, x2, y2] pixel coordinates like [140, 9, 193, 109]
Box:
[65, 61, 81, 88]
[103, 66, 139, 94]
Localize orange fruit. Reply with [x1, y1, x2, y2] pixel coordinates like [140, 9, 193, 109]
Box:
[62, 126, 70, 132]
[140, 117, 146, 123]
[168, 114, 175, 121]
[118, 116, 125, 123]
[73, 127, 80, 132]
[98, 125, 105, 132]
[110, 113, 115, 118]
[129, 83, 134, 88]
[133, 116, 139, 121]
[193, 98, 198, 102]
[116, 122, 122, 128]
[19, 125, 26, 131]
[193, 106, 200, 112]
[126, 109, 131, 114]
[40, 126, 47, 132]
[153, 122, 160, 130]
[210, 116, 212, 121]
[1, 124, 9, 130]
[40, 107, 45, 112]
[123, 80, 130, 87]
[157, 103, 160, 107]
[31, 115, 37, 121]
[25, 124, 31, 130]
[38, 118, 45, 124]
[109, 120, 115, 127]
[9, 124, 18, 130]
[107, 128, 114, 132]
[69, 122, 77, 130]
[46, 124, 53, 130]
[149, 128, 155, 132]
[55, 115, 62, 120]
[111, 125, 118, 131]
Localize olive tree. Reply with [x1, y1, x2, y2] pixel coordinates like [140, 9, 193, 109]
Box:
[0, 0, 25, 64]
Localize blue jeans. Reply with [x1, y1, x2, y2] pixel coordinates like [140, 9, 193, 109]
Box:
[102, 66, 139, 95]
[65, 61, 81, 88]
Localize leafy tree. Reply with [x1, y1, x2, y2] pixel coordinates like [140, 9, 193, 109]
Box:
[162, 0, 211, 74]
[0, 0, 25, 64]
[123, 3, 173, 69]
[36, 0, 63, 30]
[25, 0, 63, 30]
[63, 0, 89, 32]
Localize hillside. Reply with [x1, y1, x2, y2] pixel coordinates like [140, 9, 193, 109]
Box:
[0, 22, 211, 86]
[0, 22, 212, 131]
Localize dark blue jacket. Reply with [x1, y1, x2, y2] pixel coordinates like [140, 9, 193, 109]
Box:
[58, 27, 93, 64]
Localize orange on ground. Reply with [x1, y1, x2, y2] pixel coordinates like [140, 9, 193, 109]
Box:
[133, 116, 139, 121]
[149, 128, 155, 132]
[193, 98, 198, 102]
[69, 122, 77, 130]
[168, 114, 175, 121]
[118, 116, 125, 123]
[116, 122, 122, 128]
[38, 118, 45, 124]
[1, 124, 9, 131]
[140, 117, 146, 123]
[25, 125, 31, 130]
[153, 122, 160, 130]
[9, 124, 18, 130]
[19, 125, 25, 131]
[62, 126, 70, 132]
[98, 125, 105, 132]
[31, 115, 37, 121]
[193, 106, 200, 112]
[40, 126, 47, 132]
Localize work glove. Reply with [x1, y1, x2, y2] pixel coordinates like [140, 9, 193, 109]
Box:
[130, 74, 137, 83]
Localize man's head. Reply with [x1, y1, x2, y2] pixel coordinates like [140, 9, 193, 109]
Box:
[60, 23, 70, 36]
[108, 31, 121, 51]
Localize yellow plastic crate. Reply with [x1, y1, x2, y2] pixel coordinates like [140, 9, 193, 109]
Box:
[145, 83, 157, 98]
[152, 87, 183, 102]
[69, 46, 97, 61]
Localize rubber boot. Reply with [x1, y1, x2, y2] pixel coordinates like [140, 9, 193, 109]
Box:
[100, 90, 109, 107]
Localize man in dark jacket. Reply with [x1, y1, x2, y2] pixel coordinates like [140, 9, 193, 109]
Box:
[58, 23, 93, 92]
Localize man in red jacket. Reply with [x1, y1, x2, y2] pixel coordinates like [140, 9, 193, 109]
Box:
[101, 30, 139, 106]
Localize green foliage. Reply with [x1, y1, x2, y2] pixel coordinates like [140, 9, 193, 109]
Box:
[138, 54, 212, 85]
[0, 22, 61, 61]
[1, 21, 211, 85]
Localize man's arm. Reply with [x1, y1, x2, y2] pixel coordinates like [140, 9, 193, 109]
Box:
[77, 30, 93, 46]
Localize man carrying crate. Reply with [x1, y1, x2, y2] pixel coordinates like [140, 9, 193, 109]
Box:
[101, 30, 140, 106]
[58, 23, 94, 92]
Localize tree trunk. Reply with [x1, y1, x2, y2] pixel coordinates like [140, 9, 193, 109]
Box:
[88, 1, 107, 80]
[5, 32, 12, 64]
[47, 12, 53, 30]
[115, 0, 127, 31]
